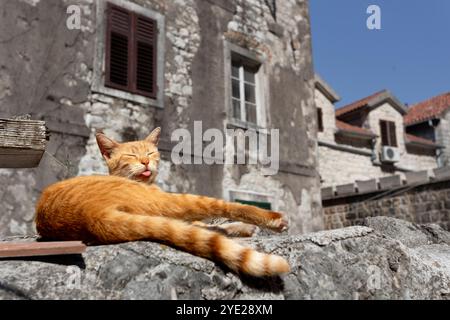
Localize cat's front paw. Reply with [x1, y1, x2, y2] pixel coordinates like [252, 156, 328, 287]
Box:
[267, 212, 289, 232]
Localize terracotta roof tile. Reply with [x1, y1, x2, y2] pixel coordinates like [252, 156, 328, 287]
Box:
[404, 92, 450, 125]
[335, 120, 376, 137]
[335, 90, 387, 117]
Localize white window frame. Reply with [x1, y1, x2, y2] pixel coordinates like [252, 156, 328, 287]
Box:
[224, 41, 269, 130]
[231, 62, 258, 124]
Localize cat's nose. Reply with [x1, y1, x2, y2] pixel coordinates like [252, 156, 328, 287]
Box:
[141, 159, 149, 166]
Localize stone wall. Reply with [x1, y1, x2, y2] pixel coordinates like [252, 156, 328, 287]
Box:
[323, 178, 450, 231]
[0, 0, 321, 236]
[315, 88, 336, 143]
[318, 145, 387, 186]
[1, 216, 450, 299]
[315, 93, 438, 187]
[436, 109, 450, 167]
[366, 102, 437, 172]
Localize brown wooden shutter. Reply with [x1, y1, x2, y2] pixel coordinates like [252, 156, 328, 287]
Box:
[380, 120, 389, 146]
[317, 108, 324, 132]
[105, 4, 132, 91]
[133, 14, 157, 98]
[380, 120, 397, 147]
[388, 121, 397, 147]
[105, 4, 158, 98]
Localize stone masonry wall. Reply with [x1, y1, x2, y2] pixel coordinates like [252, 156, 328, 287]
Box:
[315, 88, 336, 143]
[317, 145, 388, 186]
[323, 179, 450, 231]
[316, 96, 438, 187]
[366, 102, 437, 172]
[436, 109, 450, 167]
[0, 0, 320, 236]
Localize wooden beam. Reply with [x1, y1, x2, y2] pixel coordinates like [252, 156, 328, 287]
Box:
[0, 118, 47, 168]
[0, 241, 86, 258]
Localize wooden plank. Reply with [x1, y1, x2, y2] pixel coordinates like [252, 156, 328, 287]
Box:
[0, 241, 86, 258]
[0, 118, 47, 168]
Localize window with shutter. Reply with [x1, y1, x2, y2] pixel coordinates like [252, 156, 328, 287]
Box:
[380, 120, 397, 147]
[388, 121, 397, 147]
[317, 108, 324, 132]
[380, 120, 389, 146]
[134, 16, 157, 97]
[105, 5, 131, 90]
[105, 3, 157, 98]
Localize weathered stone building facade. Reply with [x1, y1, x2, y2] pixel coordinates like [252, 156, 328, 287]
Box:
[0, 0, 322, 237]
[405, 92, 450, 168]
[315, 77, 440, 188]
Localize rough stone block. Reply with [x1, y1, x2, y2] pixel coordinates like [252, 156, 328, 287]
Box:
[356, 179, 378, 194]
[405, 170, 430, 185]
[336, 183, 356, 196]
[321, 187, 334, 199]
[268, 22, 285, 37]
[433, 166, 450, 181]
[379, 175, 402, 190]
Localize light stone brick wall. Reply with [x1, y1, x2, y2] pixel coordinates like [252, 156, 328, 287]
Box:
[401, 152, 437, 172]
[366, 102, 437, 171]
[315, 88, 336, 143]
[317, 100, 438, 187]
[318, 145, 388, 187]
[436, 109, 450, 167]
[366, 102, 406, 162]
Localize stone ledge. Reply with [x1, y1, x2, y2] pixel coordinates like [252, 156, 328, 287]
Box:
[0, 217, 449, 299]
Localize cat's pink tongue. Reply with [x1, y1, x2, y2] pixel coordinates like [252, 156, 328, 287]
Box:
[141, 170, 151, 177]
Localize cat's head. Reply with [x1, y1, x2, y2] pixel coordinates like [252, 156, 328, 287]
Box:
[95, 127, 161, 184]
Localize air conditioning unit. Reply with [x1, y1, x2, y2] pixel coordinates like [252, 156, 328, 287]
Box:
[381, 146, 400, 163]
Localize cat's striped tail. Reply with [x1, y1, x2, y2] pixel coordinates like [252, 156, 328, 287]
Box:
[90, 210, 290, 277]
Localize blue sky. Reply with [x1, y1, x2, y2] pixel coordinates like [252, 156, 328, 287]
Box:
[310, 0, 450, 108]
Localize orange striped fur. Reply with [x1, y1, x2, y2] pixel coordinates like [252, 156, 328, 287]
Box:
[35, 128, 290, 277]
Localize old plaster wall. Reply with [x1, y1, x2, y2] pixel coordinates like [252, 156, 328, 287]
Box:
[0, 0, 94, 236]
[0, 0, 320, 237]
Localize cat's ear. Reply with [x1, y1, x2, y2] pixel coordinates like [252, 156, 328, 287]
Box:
[95, 132, 119, 159]
[145, 127, 161, 146]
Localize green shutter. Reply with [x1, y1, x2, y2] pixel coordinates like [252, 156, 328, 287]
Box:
[235, 199, 272, 210]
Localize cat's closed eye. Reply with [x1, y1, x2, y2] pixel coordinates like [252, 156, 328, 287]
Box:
[123, 154, 137, 158]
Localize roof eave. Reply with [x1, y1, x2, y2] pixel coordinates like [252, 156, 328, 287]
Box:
[367, 91, 408, 115]
[314, 75, 341, 103]
[404, 115, 440, 127]
[335, 129, 377, 140]
[405, 140, 442, 149]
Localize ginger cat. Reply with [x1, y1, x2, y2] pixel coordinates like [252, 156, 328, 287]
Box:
[35, 128, 290, 277]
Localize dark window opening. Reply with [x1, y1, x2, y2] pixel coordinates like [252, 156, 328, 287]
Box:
[380, 120, 397, 147]
[317, 108, 324, 132]
[105, 3, 157, 98]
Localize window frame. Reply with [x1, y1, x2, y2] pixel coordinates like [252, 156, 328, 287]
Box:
[224, 41, 269, 130]
[231, 59, 258, 124]
[317, 107, 324, 132]
[92, 0, 165, 108]
[380, 119, 398, 147]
